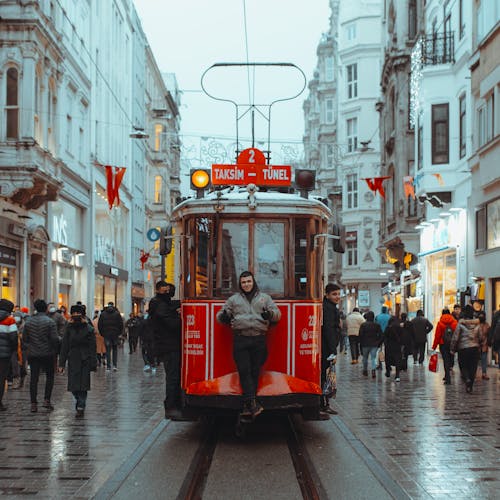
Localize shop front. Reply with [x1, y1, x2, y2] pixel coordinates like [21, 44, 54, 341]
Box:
[50, 198, 86, 309]
[94, 185, 129, 314]
[0, 244, 18, 303]
[418, 210, 466, 325]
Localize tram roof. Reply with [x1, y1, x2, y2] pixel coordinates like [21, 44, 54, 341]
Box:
[172, 189, 332, 220]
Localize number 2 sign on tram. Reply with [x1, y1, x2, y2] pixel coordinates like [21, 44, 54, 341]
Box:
[211, 147, 292, 187]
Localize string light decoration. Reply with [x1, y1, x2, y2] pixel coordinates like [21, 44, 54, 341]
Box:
[409, 37, 423, 130]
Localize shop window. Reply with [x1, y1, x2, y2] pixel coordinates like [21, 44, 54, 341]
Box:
[0, 266, 17, 303]
[432, 103, 449, 164]
[6, 68, 19, 139]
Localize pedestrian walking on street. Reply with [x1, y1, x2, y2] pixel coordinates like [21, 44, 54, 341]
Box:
[477, 312, 490, 380]
[150, 281, 184, 418]
[98, 302, 124, 371]
[399, 313, 414, 371]
[58, 304, 97, 418]
[92, 312, 106, 367]
[0, 299, 18, 411]
[411, 310, 433, 364]
[488, 307, 500, 369]
[375, 306, 391, 371]
[384, 317, 403, 381]
[431, 308, 458, 384]
[217, 272, 281, 419]
[139, 312, 155, 372]
[24, 299, 59, 412]
[125, 313, 140, 354]
[359, 311, 383, 379]
[346, 307, 364, 364]
[318, 283, 341, 415]
[450, 304, 481, 393]
[47, 302, 67, 348]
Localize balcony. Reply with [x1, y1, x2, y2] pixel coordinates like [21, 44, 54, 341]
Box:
[422, 32, 455, 66]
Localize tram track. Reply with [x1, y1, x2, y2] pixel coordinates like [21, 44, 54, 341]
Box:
[176, 414, 327, 500]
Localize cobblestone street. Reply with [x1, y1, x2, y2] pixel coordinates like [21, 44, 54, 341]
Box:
[0, 347, 498, 498]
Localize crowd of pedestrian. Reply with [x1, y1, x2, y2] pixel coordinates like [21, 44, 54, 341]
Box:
[337, 301, 500, 395]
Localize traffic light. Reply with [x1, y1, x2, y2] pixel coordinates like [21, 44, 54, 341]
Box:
[190, 169, 211, 198]
[159, 225, 173, 255]
[332, 223, 345, 253]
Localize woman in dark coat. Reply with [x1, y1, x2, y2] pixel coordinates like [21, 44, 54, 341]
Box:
[399, 313, 414, 371]
[58, 304, 97, 418]
[384, 317, 403, 381]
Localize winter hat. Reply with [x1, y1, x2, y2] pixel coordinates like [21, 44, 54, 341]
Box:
[0, 299, 14, 313]
[70, 304, 85, 315]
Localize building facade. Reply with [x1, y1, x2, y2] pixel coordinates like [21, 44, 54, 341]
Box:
[0, 0, 180, 315]
[303, 0, 387, 312]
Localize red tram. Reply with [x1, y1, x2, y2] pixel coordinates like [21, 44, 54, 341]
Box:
[169, 153, 332, 420]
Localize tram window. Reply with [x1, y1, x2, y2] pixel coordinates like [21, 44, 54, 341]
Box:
[294, 219, 307, 297]
[195, 217, 211, 296]
[254, 222, 285, 295]
[220, 222, 249, 294]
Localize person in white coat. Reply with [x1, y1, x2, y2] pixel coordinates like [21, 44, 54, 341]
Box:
[346, 307, 365, 364]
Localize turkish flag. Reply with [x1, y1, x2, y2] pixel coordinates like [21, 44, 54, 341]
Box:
[105, 166, 126, 209]
[363, 176, 391, 198]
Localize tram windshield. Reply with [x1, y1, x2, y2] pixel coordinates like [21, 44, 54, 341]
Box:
[185, 214, 323, 300]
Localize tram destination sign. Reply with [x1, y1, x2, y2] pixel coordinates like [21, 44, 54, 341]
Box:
[211, 147, 292, 187]
[211, 164, 291, 186]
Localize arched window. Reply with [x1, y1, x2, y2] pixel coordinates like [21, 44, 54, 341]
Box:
[6, 68, 19, 139]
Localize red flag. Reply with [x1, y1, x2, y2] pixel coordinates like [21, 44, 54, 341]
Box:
[363, 176, 391, 198]
[105, 166, 126, 209]
[139, 250, 150, 270]
[403, 176, 415, 199]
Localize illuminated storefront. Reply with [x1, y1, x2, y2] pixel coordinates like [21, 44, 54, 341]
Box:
[94, 186, 129, 313]
[0, 245, 17, 303]
[50, 199, 85, 309]
[418, 209, 467, 325]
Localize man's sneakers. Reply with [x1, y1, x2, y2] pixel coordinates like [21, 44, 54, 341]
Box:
[75, 408, 84, 418]
[42, 400, 54, 411]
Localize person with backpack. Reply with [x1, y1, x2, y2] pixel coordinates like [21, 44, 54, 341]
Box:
[432, 308, 457, 385]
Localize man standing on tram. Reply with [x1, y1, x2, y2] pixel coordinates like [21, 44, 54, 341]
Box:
[217, 271, 281, 419]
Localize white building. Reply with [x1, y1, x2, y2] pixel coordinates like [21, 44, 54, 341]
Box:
[303, 0, 387, 312]
[0, 0, 180, 315]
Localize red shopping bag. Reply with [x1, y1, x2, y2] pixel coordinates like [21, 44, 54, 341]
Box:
[428, 353, 439, 373]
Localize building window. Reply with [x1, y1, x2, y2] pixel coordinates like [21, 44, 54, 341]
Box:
[346, 174, 358, 209]
[154, 175, 162, 204]
[346, 231, 358, 266]
[478, 93, 495, 148]
[476, 206, 486, 251]
[6, 68, 19, 139]
[346, 22, 356, 41]
[431, 103, 449, 164]
[154, 123, 163, 152]
[347, 63, 358, 99]
[347, 118, 358, 152]
[66, 115, 72, 153]
[459, 0, 465, 39]
[390, 88, 396, 132]
[459, 94, 466, 158]
[325, 56, 334, 81]
[325, 98, 334, 123]
[487, 198, 500, 250]
[325, 144, 334, 168]
[408, 0, 417, 39]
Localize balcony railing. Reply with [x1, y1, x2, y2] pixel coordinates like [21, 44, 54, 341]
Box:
[422, 32, 455, 65]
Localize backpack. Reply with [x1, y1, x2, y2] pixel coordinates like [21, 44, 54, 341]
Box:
[443, 325, 454, 345]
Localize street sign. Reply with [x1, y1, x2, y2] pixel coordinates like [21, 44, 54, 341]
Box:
[147, 228, 161, 242]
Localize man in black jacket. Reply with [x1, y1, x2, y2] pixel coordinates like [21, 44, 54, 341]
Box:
[411, 309, 433, 364]
[24, 299, 59, 412]
[149, 281, 182, 419]
[98, 302, 124, 371]
[321, 283, 341, 415]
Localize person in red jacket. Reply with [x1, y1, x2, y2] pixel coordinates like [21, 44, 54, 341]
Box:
[0, 299, 19, 411]
[432, 308, 458, 385]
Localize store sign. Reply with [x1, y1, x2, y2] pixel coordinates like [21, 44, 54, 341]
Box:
[52, 200, 80, 247]
[358, 290, 370, 307]
[362, 216, 375, 263]
[53, 213, 68, 246]
[0, 245, 16, 266]
[95, 234, 116, 265]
